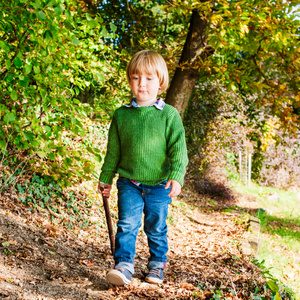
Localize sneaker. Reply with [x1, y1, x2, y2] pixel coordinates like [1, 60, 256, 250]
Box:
[145, 268, 164, 284]
[106, 267, 132, 285]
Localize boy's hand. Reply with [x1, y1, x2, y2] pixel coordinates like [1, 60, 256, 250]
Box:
[165, 180, 181, 197]
[98, 182, 112, 199]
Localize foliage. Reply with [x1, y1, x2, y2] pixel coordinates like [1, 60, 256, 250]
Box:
[2, 171, 94, 229]
[207, 0, 300, 131]
[84, 0, 189, 69]
[95, 0, 300, 132]
[0, 0, 125, 184]
[257, 128, 300, 188]
[184, 73, 300, 192]
[1, 0, 299, 188]
[253, 259, 296, 300]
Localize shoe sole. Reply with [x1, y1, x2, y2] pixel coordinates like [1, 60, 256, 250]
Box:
[145, 276, 163, 284]
[106, 269, 131, 285]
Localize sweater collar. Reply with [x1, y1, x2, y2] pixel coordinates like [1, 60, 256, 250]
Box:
[124, 97, 165, 110]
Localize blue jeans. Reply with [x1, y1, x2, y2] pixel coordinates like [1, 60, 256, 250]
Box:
[114, 178, 172, 274]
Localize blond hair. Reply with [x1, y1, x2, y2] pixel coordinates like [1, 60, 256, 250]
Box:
[126, 50, 169, 93]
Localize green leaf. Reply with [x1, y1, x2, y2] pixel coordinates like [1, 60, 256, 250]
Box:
[86, 13, 92, 21]
[83, 166, 92, 173]
[35, 0, 42, 9]
[55, 7, 61, 15]
[64, 120, 70, 128]
[230, 83, 237, 92]
[48, 153, 55, 160]
[10, 91, 18, 101]
[274, 292, 281, 300]
[3, 112, 16, 123]
[44, 30, 53, 42]
[47, 0, 56, 7]
[37, 151, 47, 158]
[0, 140, 6, 150]
[45, 126, 51, 134]
[65, 10, 71, 17]
[24, 64, 32, 74]
[88, 20, 99, 29]
[63, 157, 73, 166]
[101, 26, 108, 37]
[20, 80, 28, 87]
[267, 280, 279, 293]
[96, 72, 105, 82]
[2, 242, 10, 247]
[6, 74, 13, 82]
[110, 23, 117, 33]
[72, 38, 80, 45]
[59, 4, 65, 12]
[38, 11, 46, 20]
[5, 60, 11, 69]
[34, 65, 40, 74]
[94, 154, 102, 163]
[24, 132, 35, 141]
[0, 41, 9, 53]
[13, 57, 23, 68]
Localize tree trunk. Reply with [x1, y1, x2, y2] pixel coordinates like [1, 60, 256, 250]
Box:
[165, 9, 213, 117]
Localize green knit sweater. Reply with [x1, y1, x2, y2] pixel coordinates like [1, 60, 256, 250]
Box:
[99, 104, 188, 186]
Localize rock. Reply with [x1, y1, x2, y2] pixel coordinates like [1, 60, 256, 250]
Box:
[267, 193, 280, 202]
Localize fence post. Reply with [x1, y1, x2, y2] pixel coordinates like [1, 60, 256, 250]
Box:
[248, 153, 252, 187]
[239, 151, 242, 181]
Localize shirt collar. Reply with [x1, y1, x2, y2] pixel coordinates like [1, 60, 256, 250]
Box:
[125, 97, 165, 111]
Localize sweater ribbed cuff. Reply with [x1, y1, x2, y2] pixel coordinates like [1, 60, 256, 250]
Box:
[99, 172, 115, 185]
[168, 171, 185, 187]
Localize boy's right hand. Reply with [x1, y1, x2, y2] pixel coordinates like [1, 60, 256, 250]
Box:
[98, 182, 112, 199]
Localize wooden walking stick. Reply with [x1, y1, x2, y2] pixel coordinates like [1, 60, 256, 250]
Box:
[99, 183, 115, 255]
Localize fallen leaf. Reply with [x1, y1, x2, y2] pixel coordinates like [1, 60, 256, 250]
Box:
[2, 241, 10, 247]
[79, 260, 95, 266]
[180, 282, 195, 290]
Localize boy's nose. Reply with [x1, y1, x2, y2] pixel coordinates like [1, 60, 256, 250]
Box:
[139, 77, 146, 87]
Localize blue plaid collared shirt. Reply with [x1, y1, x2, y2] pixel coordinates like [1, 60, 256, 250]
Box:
[124, 97, 165, 110]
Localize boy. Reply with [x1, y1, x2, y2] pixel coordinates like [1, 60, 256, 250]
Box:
[98, 50, 188, 285]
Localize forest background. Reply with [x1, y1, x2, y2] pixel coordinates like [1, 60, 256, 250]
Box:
[0, 0, 300, 298]
[1, 0, 299, 191]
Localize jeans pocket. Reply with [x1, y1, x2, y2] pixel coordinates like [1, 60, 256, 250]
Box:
[158, 180, 168, 187]
[117, 177, 130, 189]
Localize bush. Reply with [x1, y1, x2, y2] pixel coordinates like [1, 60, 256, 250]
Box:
[184, 80, 300, 194]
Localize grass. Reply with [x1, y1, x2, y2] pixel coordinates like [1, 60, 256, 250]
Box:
[233, 181, 300, 299]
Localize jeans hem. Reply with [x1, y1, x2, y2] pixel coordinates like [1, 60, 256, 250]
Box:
[148, 260, 167, 270]
[114, 261, 135, 274]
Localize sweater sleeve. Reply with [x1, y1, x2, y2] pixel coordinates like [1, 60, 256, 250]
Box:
[166, 109, 189, 186]
[99, 113, 121, 185]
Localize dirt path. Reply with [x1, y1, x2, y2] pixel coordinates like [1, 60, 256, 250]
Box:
[0, 187, 269, 299]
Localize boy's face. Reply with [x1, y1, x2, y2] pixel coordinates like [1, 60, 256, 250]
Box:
[129, 73, 160, 106]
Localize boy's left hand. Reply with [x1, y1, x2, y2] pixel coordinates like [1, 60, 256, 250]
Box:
[165, 180, 181, 197]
